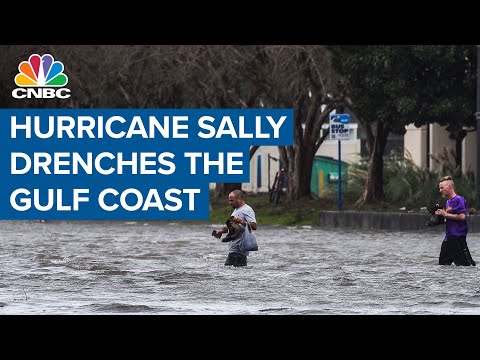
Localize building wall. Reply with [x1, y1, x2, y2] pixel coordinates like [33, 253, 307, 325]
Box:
[404, 124, 427, 167]
[462, 130, 477, 177]
[316, 139, 362, 164]
[404, 123, 476, 177]
[429, 123, 456, 172]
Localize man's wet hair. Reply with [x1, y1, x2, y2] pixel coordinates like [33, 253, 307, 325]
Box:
[440, 175, 454, 187]
[231, 189, 245, 199]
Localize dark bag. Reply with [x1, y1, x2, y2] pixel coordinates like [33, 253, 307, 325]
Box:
[240, 222, 258, 251]
[426, 203, 444, 226]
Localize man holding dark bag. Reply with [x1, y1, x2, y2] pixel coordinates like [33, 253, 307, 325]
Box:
[212, 190, 258, 267]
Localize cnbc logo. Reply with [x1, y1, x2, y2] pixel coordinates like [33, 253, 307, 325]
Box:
[12, 54, 71, 99]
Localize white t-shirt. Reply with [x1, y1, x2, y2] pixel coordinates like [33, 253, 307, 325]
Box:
[228, 204, 256, 255]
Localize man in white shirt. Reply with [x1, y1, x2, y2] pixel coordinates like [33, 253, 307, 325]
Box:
[212, 189, 257, 267]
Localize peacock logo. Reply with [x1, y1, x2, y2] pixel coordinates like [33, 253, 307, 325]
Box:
[12, 54, 71, 99]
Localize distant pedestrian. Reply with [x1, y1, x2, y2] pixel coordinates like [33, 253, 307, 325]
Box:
[435, 176, 475, 266]
[212, 190, 257, 267]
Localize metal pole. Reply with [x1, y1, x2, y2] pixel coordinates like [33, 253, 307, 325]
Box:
[476, 45, 480, 208]
[267, 154, 271, 191]
[338, 140, 342, 211]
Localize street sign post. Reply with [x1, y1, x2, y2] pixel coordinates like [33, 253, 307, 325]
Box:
[329, 114, 351, 211]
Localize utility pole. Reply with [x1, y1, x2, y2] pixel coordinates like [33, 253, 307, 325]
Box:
[476, 45, 480, 208]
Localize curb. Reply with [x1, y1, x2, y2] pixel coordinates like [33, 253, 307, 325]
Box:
[317, 211, 480, 233]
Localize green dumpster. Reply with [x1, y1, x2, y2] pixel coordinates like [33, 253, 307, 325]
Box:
[311, 155, 349, 198]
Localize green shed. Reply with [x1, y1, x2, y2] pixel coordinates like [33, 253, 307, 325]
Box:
[311, 155, 349, 198]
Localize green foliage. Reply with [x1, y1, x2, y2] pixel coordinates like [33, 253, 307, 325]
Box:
[328, 45, 476, 139]
[327, 45, 476, 204]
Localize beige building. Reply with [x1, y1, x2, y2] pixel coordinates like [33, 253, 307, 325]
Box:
[404, 123, 477, 177]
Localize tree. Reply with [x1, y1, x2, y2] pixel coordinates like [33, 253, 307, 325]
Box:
[0, 45, 346, 201]
[156, 45, 346, 200]
[328, 45, 476, 205]
[255, 46, 346, 201]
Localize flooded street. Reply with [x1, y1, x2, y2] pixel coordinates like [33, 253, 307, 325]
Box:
[1, 220, 479, 314]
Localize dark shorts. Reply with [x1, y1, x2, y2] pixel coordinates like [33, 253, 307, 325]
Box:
[224, 252, 247, 267]
[439, 235, 476, 266]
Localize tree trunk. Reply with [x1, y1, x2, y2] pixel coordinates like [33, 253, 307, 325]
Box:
[455, 138, 462, 169]
[360, 147, 385, 203]
[250, 146, 259, 160]
[356, 122, 390, 205]
[299, 134, 316, 198]
[285, 146, 298, 201]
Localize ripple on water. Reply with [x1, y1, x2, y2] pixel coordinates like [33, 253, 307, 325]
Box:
[451, 301, 480, 308]
[90, 303, 156, 313]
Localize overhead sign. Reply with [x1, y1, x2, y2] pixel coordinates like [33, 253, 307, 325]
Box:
[329, 114, 350, 141]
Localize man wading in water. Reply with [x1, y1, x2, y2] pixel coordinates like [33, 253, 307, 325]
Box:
[435, 176, 476, 266]
[212, 190, 257, 267]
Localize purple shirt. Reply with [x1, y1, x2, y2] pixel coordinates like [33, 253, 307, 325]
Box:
[445, 195, 468, 238]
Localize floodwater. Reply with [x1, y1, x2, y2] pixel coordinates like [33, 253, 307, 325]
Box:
[0, 220, 479, 315]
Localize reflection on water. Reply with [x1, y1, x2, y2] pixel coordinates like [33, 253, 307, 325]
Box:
[0, 220, 479, 314]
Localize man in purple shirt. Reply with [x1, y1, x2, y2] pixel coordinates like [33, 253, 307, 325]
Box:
[435, 176, 476, 266]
